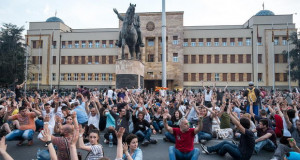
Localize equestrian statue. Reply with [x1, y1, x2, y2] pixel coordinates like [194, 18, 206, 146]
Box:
[113, 3, 144, 60]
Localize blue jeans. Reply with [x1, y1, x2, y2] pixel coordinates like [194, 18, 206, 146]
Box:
[6, 129, 34, 141]
[198, 131, 212, 141]
[254, 139, 276, 153]
[207, 141, 242, 159]
[246, 105, 258, 116]
[165, 132, 175, 143]
[153, 121, 164, 132]
[169, 146, 200, 160]
[135, 129, 151, 142]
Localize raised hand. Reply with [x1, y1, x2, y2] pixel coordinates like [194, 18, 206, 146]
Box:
[41, 127, 51, 142]
[115, 127, 125, 139]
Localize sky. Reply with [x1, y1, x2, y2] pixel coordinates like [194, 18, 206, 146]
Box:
[0, 0, 299, 35]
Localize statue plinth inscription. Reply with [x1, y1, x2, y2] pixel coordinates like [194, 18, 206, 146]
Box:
[115, 59, 144, 89]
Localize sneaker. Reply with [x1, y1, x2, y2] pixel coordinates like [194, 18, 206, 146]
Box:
[27, 140, 33, 146]
[200, 144, 209, 154]
[163, 137, 169, 142]
[141, 140, 149, 146]
[200, 140, 207, 144]
[17, 140, 24, 146]
[150, 139, 157, 144]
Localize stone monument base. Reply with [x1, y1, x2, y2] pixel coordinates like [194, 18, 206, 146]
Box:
[116, 59, 144, 89]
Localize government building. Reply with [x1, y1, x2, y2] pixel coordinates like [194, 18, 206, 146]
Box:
[26, 9, 298, 90]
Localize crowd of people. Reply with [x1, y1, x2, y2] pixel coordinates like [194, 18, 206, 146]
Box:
[0, 81, 299, 160]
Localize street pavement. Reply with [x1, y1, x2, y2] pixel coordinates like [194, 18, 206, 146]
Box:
[4, 133, 274, 160]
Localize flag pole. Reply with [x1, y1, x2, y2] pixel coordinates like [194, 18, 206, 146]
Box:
[50, 30, 54, 90]
[24, 35, 29, 95]
[272, 23, 275, 91]
[256, 25, 259, 88]
[287, 23, 291, 91]
[37, 29, 41, 90]
[162, 0, 167, 88]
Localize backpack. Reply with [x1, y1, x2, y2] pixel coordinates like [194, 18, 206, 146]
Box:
[247, 87, 257, 103]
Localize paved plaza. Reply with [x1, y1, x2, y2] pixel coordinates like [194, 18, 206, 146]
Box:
[4, 133, 274, 160]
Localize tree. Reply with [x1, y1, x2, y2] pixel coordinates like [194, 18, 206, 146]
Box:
[282, 32, 300, 87]
[0, 23, 26, 88]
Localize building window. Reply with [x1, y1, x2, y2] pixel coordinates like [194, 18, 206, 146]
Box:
[81, 73, 85, 81]
[67, 73, 71, 81]
[238, 54, 243, 63]
[102, 73, 106, 81]
[184, 73, 188, 81]
[258, 73, 262, 82]
[239, 73, 243, 81]
[102, 40, 106, 48]
[102, 56, 106, 64]
[88, 41, 93, 48]
[68, 41, 72, 48]
[109, 56, 113, 64]
[148, 54, 154, 62]
[206, 38, 211, 46]
[222, 55, 227, 63]
[38, 73, 42, 81]
[32, 56, 36, 64]
[246, 54, 251, 63]
[95, 73, 99, 81]
[74, 56, 79, 64]
[61, 56, 65, 64]
[173, 53, 178, 62]
[68, 56, 72, 64]
[109, 40, 114, 48]
[191, 73, 196, 81]
[148, 39, 154, 46]
[31, 74, 35, 81]
[191, 55, 196, 63]
[230, 38, 235, 46]
[199, 73, 204, 81]
[88, 73, 92, 81]
[81, 56, 86, 64]
[214, 38, 219, 46]
[222, 38, 227, 46]
[214, 55, 219, 63]
[257, 37, 262, 45]
[74, 73, 78, 81]
[207, 73, 211, 81]
[238, 38, 243, 46]
[223, 73, 227, 81]
[282, 37, 287, 46]
[109, 74, 113, 81]
[183, 39, 188, 47]
[52, 41, 57, 48]
[230, 55, 235, 63]
[61, 41, 66, 48]
[32, 41, 37, 48]
[274, 37, 279, 45]
[283, 54, 288, 63]
[81, 41, 86, 48]
[95, 56, 99, 64]
[283, 73, 287, 82]
[215, 73, 220, 81]
[60, 73, 64, 81]
[199, 55, 203, 63]
[95, 41, 100, 48]
[88, 56, 92, 64]
[207, 55, 211, 63]
[258, 54, 262, 63]
[184, 55, 189, 64]
[173, 36, 178, 45]
[52, 73, 56, 81]
[275, 54, 279, 63]
[198, 38, 204, 46]
[75, 41, 79, 48]
[52, 56, 56, 64]
[247, 73, 251, 81]
[191, 42, 196, 47]
[275, 73, 280, 81]
[231, 73, 235, 81]
[246, 38, 251, 46]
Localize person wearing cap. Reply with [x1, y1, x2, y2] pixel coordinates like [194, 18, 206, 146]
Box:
[243, 81, 263, 116]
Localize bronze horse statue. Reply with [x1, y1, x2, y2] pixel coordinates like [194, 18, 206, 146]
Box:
[115, 4, 141, 60]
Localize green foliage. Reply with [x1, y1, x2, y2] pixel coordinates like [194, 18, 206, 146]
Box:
[0, 23, 25, 87]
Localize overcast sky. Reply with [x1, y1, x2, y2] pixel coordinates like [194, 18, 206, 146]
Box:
[0, 0, 299, 34]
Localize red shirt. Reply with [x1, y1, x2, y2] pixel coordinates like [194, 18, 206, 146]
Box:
[173, 128, 195, 153]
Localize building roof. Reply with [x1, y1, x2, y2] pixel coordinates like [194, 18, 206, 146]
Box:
[46, 16, 64, 24]
[255, 10, 275, 16]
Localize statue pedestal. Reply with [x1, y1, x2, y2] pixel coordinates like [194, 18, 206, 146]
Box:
[116, 60, 144, 89]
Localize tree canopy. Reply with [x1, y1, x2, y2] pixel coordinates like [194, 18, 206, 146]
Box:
[0, 23, 25, 88]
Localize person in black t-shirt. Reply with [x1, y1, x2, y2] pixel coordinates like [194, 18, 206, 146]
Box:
[132, 111, 157, 146]
[15, 81, 26, 102]
[201, 104, 255, 160]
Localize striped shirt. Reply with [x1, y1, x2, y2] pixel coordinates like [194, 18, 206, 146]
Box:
[85, 143, 103, 160]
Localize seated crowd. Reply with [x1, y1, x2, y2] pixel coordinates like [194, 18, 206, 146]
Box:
[0, 81, 299, 160]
